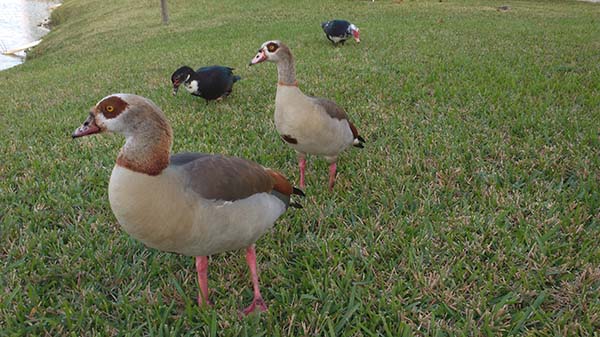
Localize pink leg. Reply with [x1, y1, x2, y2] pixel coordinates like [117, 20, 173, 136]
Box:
[195, 256, 213, 307]
[241, 245, 267, 315]
[328, 162, 337, 191]
[298, 157, 307, 189]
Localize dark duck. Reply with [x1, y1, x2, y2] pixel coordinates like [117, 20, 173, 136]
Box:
[321, 20, 360, 45]
[171, 65, 241, 103]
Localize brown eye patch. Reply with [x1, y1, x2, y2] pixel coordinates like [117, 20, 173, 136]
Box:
[266, 42, 278, 53]
[97, 96, 128, 119]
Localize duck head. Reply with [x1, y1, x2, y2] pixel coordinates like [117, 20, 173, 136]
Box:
[170, 66, 194, 95]
[348, 24, 360, 43]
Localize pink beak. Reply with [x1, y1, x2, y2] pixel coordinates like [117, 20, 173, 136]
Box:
[249, 50, 267, 65]
[72, 113, 101, 138]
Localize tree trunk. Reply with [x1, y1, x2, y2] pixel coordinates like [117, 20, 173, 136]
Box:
[160, 0, 169, 25]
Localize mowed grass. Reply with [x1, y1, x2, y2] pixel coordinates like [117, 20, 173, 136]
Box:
[1, 0, 599, 335]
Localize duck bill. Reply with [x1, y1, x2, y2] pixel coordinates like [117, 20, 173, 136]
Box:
[352, 30, 361, 43]
[249, 50, 267, 65]
[72, 113, 101, 138]
[172, 80, 180, 95]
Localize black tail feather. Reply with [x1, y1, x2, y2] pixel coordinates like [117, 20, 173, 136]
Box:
[288, 187, 305, 209]
[293, 187, 305, 197]
[353, 135, 365, 148]
[290, 202, 303, 209]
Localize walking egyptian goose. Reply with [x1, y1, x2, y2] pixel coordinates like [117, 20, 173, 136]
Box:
[171, 65, 241, 103]
[321, 20, 360, 45]
[249, 40, 365, 190]
[72, 94, 303, 315]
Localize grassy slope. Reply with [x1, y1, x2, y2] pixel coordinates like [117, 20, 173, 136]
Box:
[1, 0, 599, 335]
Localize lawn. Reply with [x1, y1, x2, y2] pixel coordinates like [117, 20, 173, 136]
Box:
[1, 0, 599, 335]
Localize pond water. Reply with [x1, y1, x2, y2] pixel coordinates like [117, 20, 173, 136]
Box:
[0, 0, 57, 71]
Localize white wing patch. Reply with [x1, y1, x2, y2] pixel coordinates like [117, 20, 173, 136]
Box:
[185, 80, 199, 94]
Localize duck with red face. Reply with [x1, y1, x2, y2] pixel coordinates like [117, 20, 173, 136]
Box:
[321, 19, 360, 45]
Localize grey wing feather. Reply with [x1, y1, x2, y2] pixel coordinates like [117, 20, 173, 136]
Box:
[170, 152, 211, 166]
[173, 153, 273, 202]
[308, 96, 349, 120]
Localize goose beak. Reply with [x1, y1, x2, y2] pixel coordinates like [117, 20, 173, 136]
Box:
[72, 112, 101, 138]
[249, 50, 267, 66]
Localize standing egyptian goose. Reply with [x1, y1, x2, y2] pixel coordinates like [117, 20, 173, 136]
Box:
[72, 94, 303, 315]
[249, 41, 365, 190]
[171, 65, 241, 103]
[321, 20, 360, 45]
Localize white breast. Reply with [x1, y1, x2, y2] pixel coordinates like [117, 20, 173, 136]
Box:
[184, 80, 199, 94]
[329, 36, 346, 43]
[275, 86, 354, 159]
[108, 165, 286, 256]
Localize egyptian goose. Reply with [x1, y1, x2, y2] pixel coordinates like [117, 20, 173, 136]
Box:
[249, 41, 365, 190]
[72, 94, 303, 315]
[171, 65, 241, 103]
[321, 20, 360, 45]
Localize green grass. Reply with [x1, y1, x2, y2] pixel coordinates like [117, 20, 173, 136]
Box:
[1, 0, 599, 335]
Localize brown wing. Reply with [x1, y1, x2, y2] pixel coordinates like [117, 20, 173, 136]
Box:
[348, 121, 361, 140]
[265, 168, 305, 208]
[309, 96, 349, 120]
[173, 153, 273, 201]
[265, 169, 293, 196]
[309, 96, 365, 147]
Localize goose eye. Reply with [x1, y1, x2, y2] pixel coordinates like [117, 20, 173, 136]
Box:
[106, 106, 114, 113]
[267, 43, 278, 52]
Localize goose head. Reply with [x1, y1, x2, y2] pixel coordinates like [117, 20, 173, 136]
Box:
[72, 94, 170, 139]
[249, 40, 291, 65]
[73, 94, 173, 175]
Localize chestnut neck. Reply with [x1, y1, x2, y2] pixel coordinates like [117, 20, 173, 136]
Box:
[116, 118, 173, 176]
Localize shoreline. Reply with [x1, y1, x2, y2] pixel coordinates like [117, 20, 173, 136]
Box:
[0, 1, 61, 71]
